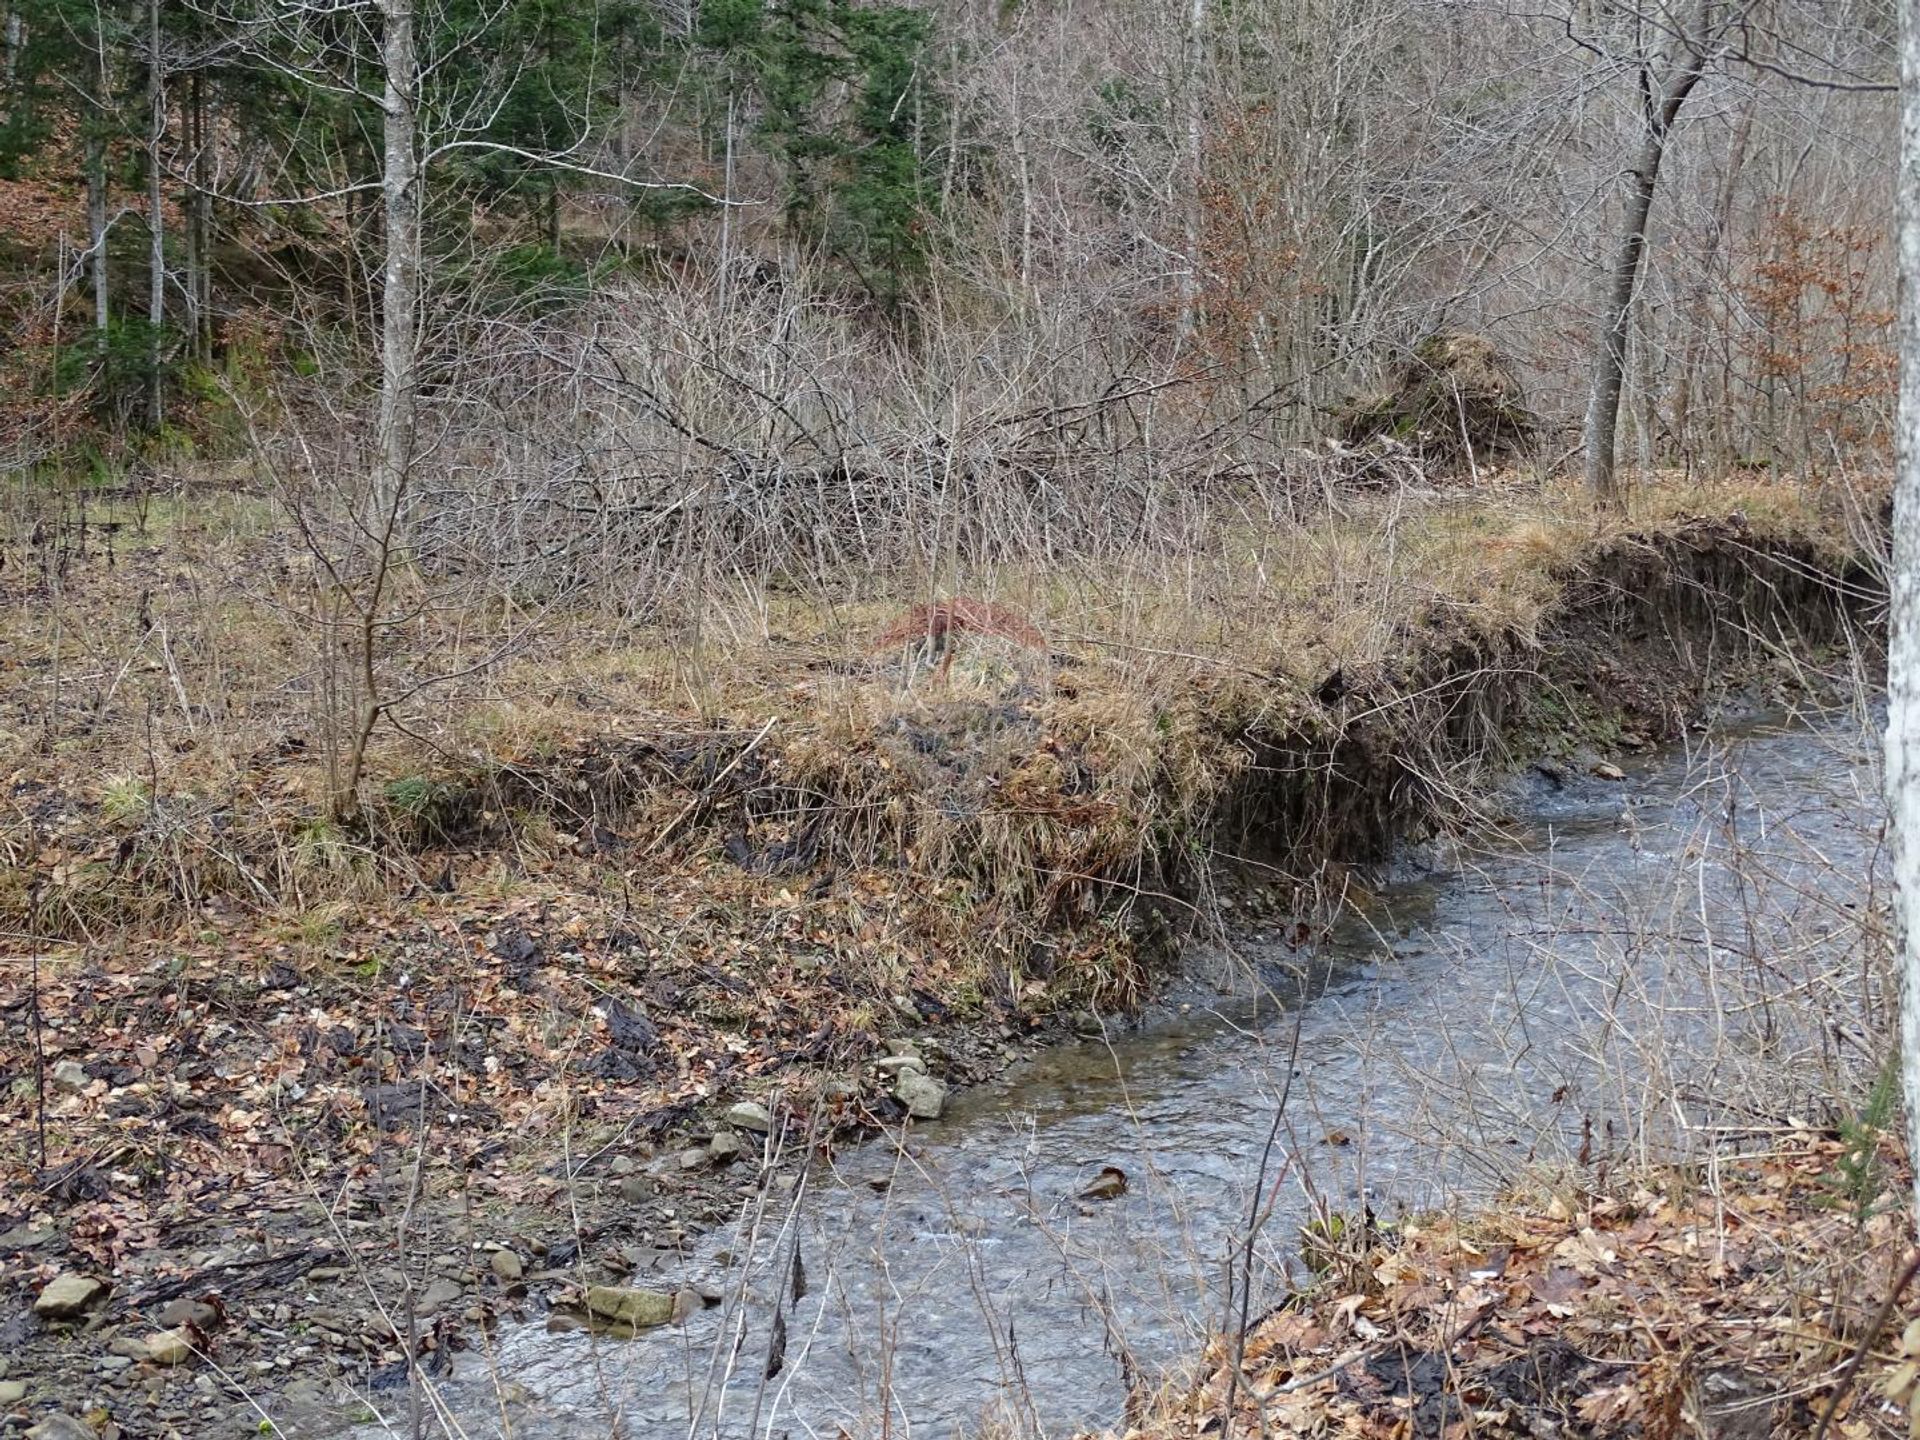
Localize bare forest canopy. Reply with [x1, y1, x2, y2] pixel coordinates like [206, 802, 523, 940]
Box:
[0, 0, 1898, 470]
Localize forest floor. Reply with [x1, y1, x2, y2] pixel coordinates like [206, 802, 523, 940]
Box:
[0, 469, 1889, 1438]
[1105, 1130, 1916, 1440]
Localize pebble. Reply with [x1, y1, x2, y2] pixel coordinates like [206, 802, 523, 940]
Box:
[725, 1101, 773, 1133]
[0, 1380, 23, 1404]
[26, 1416, 97, 1440]
[145, 1329, 196, 1366]
[490, 1249, 524, 1284]
[155, 1299, 217, 1329]
[417, 1278, 464, 1314]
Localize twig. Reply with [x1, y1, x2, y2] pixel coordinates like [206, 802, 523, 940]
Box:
[32, 949, 47, 1170]
[642, 715, 777, 856]
[1223, 1007, 1305, 1437]
[1809, 1247, 1920, 1440]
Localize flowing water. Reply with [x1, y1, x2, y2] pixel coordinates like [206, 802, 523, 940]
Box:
[368, 711, 1885, 1440]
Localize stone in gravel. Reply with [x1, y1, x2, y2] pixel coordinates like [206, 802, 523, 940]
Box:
[0, 1378, 23, 1404]
[1592, 760, 1626, 781]
[0, 1221, 56, 1254]
[620, 1245, 670, 1274]
[875, 1054, 927, 1076]
[608, 1154, 636, 1176]
[707, 1131, 743, 1162]
[26, 1417, 96, 1440]
[618, 1175, 653, 1204]
[418, 1278, 464, 1315]
[883, 1039, 920, 1058]
[107, 1335, 150, 1360]
[155, 1299, 217, 1329]
[33, 1273, 106, 1319]
[145, 1328, 196, 1366]
[583, 1286, 674, 1329]
[725, 1101, 773, 1133]
[677, 1146, 709, 1171]
[50, 1060, 88, 1091]
[489, 1250, 524, 1284]
[98, 1355, 133, 1374]
[895, 1069, 947, 1120]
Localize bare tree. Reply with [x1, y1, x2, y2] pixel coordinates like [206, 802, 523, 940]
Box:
[1578, 0, 1721, 507]
[145, 0, 165, 425]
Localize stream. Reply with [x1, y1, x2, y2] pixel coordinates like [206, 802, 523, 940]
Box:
[370, 710, 1884, 1440]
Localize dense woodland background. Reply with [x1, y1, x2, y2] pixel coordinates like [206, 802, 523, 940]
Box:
[0, 0, 1899, 469]
[0, 0, 1902, 821]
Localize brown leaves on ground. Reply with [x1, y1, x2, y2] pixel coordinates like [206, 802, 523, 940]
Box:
[1114, 1137, 1913, 1439]
[0, 847, 1010, 1303]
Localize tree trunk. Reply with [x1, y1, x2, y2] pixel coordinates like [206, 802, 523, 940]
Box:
[87, 128, 109, 332]
[375, 0, 420, 527]
[336, 0, 421, 818]
[1581, 55, 1704, 509]
[5, 9, 22, 87]
[183, 71, 211, 362]
[146, 0, 165, 427]
[1173, 0, 1207, 348]
[197, 86, 215, 360]
[1671, 95, 1752, 469]
[1889, 0, 1920, 1237]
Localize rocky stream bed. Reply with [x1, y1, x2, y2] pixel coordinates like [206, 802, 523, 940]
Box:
[4, 697, 1882, 1440]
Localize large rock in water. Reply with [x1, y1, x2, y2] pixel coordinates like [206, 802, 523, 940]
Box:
[584, 1286, 675, 1329]
[895, 1069, 947, 1120]
[1335, 332, 1535, 470]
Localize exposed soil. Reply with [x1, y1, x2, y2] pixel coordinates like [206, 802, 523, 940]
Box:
[0, 513, 1882, 1439]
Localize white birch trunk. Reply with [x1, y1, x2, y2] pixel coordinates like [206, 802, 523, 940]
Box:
[1888, 0, 1920, 1237]
[87, 129, 109, 331]
[375, 0, 420, 528]
[1174, 0, 1207, 347]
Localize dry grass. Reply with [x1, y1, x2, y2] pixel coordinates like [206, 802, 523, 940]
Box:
[0, 463, 1884, 1003]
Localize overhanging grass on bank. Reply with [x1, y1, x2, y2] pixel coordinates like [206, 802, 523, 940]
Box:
[0, 469, 1885, 1009]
